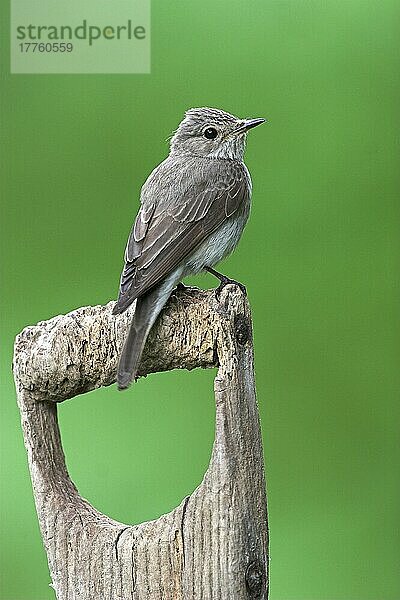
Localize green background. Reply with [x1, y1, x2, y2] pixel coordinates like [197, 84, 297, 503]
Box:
[1, 1, 399, 598]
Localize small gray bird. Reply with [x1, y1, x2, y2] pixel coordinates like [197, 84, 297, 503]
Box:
[113, 107, 264, 389]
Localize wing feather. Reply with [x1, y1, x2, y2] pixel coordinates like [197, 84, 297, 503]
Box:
[113, 157, 250, 314]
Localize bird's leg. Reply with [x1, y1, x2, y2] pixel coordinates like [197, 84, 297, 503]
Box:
[205, 266, 247, 299]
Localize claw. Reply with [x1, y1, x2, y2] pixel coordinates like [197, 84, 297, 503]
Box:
[205, 266, 246, 300]
[215, 277, 247, 301]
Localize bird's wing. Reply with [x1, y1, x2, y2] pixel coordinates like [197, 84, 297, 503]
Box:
[113, 158, 250, 314]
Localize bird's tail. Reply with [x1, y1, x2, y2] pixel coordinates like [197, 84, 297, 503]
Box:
[116, 268, 183, 390]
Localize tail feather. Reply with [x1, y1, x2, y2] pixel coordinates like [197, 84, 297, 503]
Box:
[117, 320, 148, 390]
[116, 268, 183, 390]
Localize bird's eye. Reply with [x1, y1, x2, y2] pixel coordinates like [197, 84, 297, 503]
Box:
[203, 127, 218, 140]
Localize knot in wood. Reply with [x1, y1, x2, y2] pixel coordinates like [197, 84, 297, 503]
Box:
[234, 313, 250, 346]
[245, 560, 264, 597]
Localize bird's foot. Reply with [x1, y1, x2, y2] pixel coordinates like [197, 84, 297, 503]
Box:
[174, 281, 189, 295]
[215, 276, 247, 301]
[205, 266, 246, 300]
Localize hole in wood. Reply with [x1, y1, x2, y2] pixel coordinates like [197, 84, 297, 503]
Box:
[59, 369, 216, 524]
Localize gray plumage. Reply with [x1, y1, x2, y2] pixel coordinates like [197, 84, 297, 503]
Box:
[113, 107, 264, 389]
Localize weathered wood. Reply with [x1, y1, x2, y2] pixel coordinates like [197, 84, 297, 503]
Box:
[13, 285, 269, 599]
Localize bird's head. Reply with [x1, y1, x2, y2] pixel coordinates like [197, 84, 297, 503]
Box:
[169, 107, 265, 161]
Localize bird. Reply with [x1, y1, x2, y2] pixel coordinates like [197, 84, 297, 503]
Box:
[113, 107, 265, 390]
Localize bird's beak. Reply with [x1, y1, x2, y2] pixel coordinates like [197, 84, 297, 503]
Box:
[235, 118, 266, 134]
